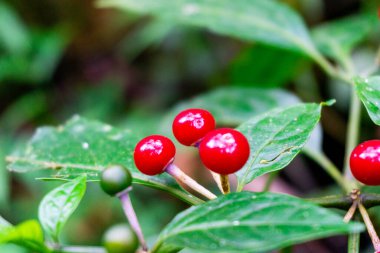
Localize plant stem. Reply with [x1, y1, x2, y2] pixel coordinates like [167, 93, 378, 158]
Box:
[308, 193, 380, 210]
[347, 232, 360, 253]
[343, 88, 361, 182]
[118, 189, 148, 251]
[262, 171, 278, 192]
[358, 203, 380, 251]
[165, 164, 217, 200]
[303, 148, 351, 192]
[220, 174, 230, 194]
[309, 50, 337, 78]
[210, 171, 224, 193]
[343, 202, 358, 223]
[55, 246, 106, 253]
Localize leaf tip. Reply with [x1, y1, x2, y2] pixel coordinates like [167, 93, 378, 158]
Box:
[321, 99, 336, 107]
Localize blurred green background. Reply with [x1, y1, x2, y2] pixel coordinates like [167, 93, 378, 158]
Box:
[0, 0, 379, 252]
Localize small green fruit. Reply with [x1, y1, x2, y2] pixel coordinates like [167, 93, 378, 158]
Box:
[100, 165, 133, 196]
[102, 224, 139, 253]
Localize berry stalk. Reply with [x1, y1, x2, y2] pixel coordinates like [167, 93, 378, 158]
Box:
[166, 164, 216, 200]
[343, 202, 358, 223]
[358, 203, 380, 251]
[118, 188, 148, 252]
[344, 189, 360, 223]
[220, 174, 230, 194]
[210, 171, 224, 193]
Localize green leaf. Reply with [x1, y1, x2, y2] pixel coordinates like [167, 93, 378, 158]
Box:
[98, 0, 318, 57]
[229, 44, 307, 88]
[312, 13, 377, 66]
[160, 87, 300, 132]
[7, 116, 202, 205]
[0, 28, 68, 84]
[236, 103, 321, 190]
[152, 192, 363, 253]
[38, 175, 87, 242]
[355, 76, 380, 125]
[0, 2, 30, 54]
[0, 216, 11, 228]
[0, 220, 50, 253]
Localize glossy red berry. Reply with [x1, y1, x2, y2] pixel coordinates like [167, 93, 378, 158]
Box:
[199, 128, 250, 175]
[134, 135, 176, 176]
[172, 108, 216, 146]
[350, 140, 380, 186]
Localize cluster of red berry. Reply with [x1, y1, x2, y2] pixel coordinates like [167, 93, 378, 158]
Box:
[99, 109, 250, 252]
[134, 108, 250, 180]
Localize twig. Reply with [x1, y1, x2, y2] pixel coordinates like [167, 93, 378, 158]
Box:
[166, 164, 216, 200]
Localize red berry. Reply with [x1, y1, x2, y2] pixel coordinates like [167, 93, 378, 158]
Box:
[134, 135, 176, 176]
[199, 128, 250, 175]
[350, 140, 380, 186]
[172, 108, 215, 146]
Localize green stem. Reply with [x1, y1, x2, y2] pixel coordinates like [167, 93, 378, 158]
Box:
[307, 193, 380, 210]
[309, 50, 336, 77]
[309, 50, 350, 83]
[347, 232, 360, 253]
[303, 148, 351, 192]
[262, 171, 278, 192]
[343, 87, 361, 182]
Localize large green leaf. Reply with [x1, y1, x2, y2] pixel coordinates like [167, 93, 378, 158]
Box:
[98, 0, 319, 58]
[0, 220, 50, 253]
[152, 192, 363, 253]
[39, 176, 87, 242]
[6, 116, 202, 205]
[229, 44, 306, 88]
[236, 103, 322, 190]
[355, 76, 380, 125]
[160, 87, 300, 133]
[312, 13, 377, 66]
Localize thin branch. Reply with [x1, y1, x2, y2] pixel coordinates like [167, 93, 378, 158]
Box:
[358, 203, 380, 251]
[347, 232, 360, 253]
[166, 164, 217, 200]
[307, 193, 380, 210]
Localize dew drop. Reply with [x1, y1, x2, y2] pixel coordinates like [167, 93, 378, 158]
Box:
[82, 142, 89, 149]
[102, 125, 112, 132]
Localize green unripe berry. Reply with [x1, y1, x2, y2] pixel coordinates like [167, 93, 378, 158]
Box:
[100, 165, 133, 196]
[102, 224, 139, 253]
